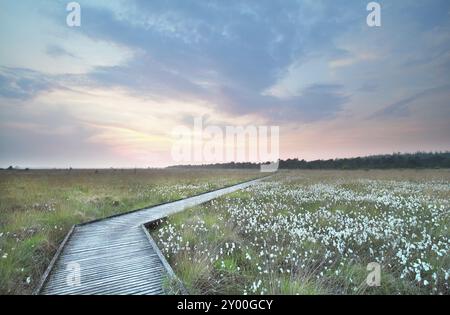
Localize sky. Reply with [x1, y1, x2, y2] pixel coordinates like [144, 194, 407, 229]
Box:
[0, 0, 449, 168]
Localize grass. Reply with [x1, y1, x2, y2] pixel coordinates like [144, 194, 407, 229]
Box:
[0, 168, 261, 295]
[152, 169, 450, 295]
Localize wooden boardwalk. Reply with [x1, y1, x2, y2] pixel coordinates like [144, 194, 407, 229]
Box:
[36, 178, 263, 295]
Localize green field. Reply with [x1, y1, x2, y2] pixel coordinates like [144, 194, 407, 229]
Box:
[0, 169, 260, 295]
[152, 170, 450, 295]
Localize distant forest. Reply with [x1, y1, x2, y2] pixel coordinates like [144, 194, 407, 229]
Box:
[169, 152, 450, 170]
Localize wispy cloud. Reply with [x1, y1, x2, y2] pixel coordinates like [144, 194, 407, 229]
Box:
[370, 85, 450, 119]
[0, 67, 54, 100]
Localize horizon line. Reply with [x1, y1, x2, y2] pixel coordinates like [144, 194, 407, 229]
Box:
[2, 150, 449, 170]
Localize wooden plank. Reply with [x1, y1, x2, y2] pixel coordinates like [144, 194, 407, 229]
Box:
[33, 225, 75, 295]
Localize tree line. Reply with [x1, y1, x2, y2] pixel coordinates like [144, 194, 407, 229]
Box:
[169, 151, 450, 170]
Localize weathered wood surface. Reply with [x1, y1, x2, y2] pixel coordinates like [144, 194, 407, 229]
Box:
[38, 178, 263, 295]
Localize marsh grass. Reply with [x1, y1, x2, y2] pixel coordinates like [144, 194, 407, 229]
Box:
[152, 170, 450, 295]
[0, 168, 260, 295]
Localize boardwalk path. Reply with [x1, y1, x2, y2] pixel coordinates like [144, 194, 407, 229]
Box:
[36, 178, 264, 295]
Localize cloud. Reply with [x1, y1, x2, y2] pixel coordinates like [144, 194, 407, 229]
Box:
[0, 0, 134, 75]
[370, 85, 450, 119]
[45, 45, 78, 59]
[329, 52, 379, 69]
[291, 84, 349, 120]
[263, 57, 332, 99]
[215, 83, 349, 124]
[0, 68, 54, 100]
